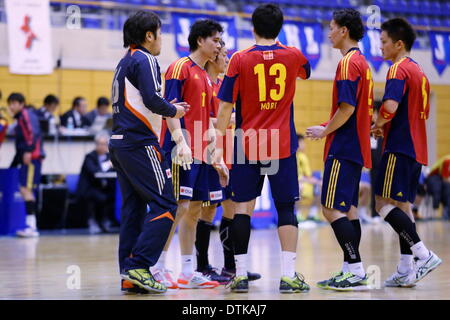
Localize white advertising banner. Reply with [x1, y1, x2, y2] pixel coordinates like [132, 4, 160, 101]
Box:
[5, 0, 53, 74]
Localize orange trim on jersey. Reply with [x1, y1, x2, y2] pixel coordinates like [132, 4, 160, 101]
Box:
[151, 145, 162, 162]
[130, 48, 138, 56]
[123, 88, 157, 137]
[172, 57, 189, 80]
[149, 211, 175, 223]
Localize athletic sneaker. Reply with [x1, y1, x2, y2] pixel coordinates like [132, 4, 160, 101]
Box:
[177, 271, 219, 289]
[121, 279, 149, 294]
[220, 268, 261, 281]
[16, 228, 39, 238]
[413, 251, 442, 283]
[327, 272, 369, 291]
[121, 268, 166, 293]
[279, 273, 310, 293]
[384, 268, 416, 288]
[226, 275, 248, 293]
[198, 265, 230, 284]
[316, 271, 343, 289]
[151, 267, 178, 289]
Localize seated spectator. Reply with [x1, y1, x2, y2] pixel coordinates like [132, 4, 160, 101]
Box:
[60, 96, 91, 129]
[426, 155, 450, 219]
[296, 134, 322, 224]
[35, 94, 60, 135]
[76, 132, 117, 233]
[86, 97, 112, 133]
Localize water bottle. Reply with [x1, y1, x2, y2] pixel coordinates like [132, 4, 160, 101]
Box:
[67, 117, 74, 131]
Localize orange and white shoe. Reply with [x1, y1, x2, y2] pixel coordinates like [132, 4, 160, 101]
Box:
[151, 268, 178, 289]
[177, 271, 220, 289]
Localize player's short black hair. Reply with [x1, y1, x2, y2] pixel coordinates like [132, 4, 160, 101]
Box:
[381, 18, 416, 52]
[252, 4, 284, 39]
[123, 10, 161, 48]
[188, 19, 223, 52]
[97, 96, 110, 108]
[7, 92, 25, 104]
[333, 8, 364, 42]
[44, 94, 59, 106]
[72, 96, 85, 109]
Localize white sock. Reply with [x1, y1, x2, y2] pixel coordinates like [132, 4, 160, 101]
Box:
[235, 254, 248, 277]
[26, 215, 37, 230]
[411, 241, 430, 260]
[342, 261, 349, 273]
[348, 262, 365, 278]
[155, 251, 167, 270]
[398, 254, 414, 274]
[281, 251, 296, 278]
[181, 255, 194, 276]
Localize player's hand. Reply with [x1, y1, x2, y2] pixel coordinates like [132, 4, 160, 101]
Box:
[371, 124, 384, 138]
[23, 152, 32, 165]
[170, 98, 190, 119]
[213, 162, 229, 187]
[174, 140, 193, 170]
[306, 126, 326, 140]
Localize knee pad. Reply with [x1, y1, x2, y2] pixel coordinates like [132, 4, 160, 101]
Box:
[378, 204, 395, 219]
[274, 201, 298, 227]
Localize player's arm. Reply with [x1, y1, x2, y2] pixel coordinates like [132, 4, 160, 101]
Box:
[307, 59, 358, 139]
[136, 58, 187, 118]
[164, 64, 192, 169]
[296, 49, 311, 80]
[372, 65, 406, 137]
[306, 103, 355, 139]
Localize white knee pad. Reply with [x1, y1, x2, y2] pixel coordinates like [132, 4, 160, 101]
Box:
[378, 204, 395, 219]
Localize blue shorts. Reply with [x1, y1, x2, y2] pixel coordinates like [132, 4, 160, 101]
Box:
[321, 157, 362, 213]
[172, 161, 210, 201]
[231, 152, 299, 203]
[19, 159, 42, 190]
[375, 152, 422, 203]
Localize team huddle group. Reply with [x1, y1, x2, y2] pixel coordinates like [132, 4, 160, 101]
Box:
[109, 4, 442, 295]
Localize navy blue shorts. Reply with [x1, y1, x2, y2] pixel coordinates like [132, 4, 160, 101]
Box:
[172, 161, 210, 201]
[19, 159, 42, 190]
[375, 152, 422, 203]
[230, 152, 299, 203]
[321, 157, 362, 213]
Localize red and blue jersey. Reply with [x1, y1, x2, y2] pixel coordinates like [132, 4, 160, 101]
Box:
[110, 46, 177, 149]
[14, 108, 44, 161]
[324, 48, 373, 169]
[160, 57, 213, 162]
[218, 42, 310, 161]
[381, 57, 430, 165]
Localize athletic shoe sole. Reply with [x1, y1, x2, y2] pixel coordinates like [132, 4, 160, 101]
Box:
[415, 256, 442, 283]
[120, 274, 166, 293]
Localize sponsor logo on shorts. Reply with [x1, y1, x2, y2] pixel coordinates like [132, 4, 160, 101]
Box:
[180, 186, 193, 197]
[210, 190, 223, 201]
[166, 169, 172, 179]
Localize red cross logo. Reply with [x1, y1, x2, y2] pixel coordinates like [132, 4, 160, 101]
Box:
[20, 15, 37, 49]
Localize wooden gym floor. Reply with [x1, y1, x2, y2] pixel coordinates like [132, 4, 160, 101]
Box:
[0, 220, 449, 300]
